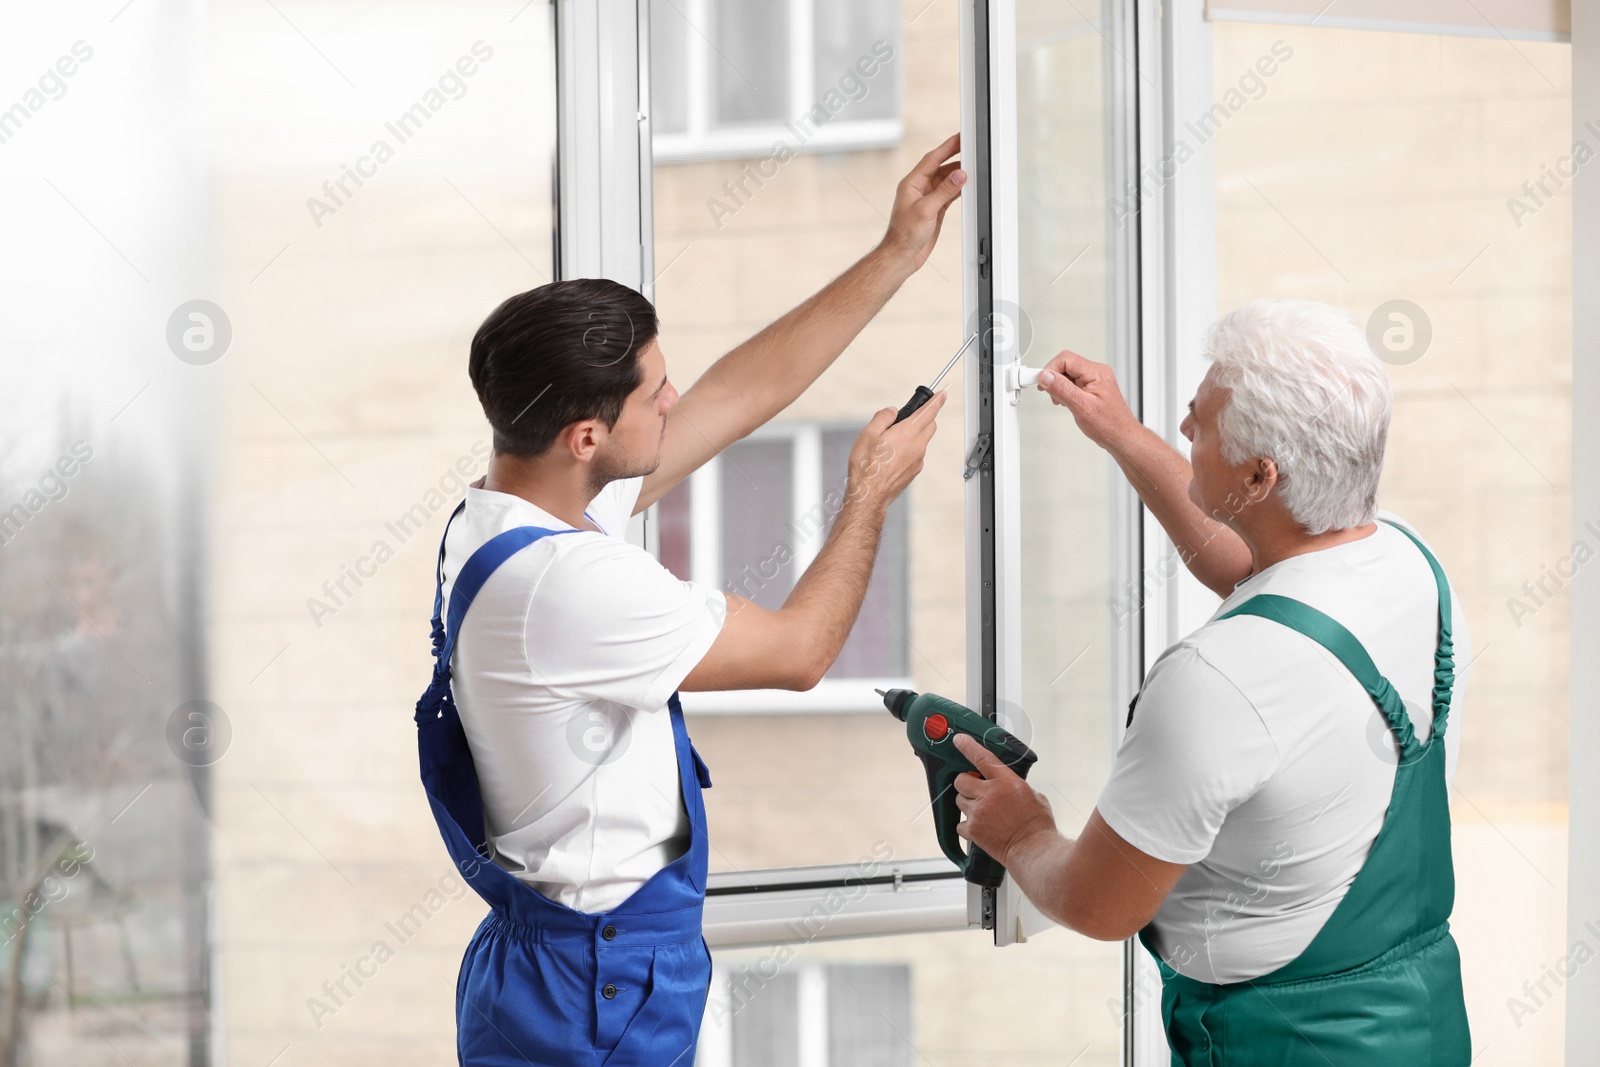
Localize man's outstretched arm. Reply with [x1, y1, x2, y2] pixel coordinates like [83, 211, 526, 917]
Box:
[636, 134, 965, 513]
[681, 394, 945, 693]
[1033, 350, 1253, 598]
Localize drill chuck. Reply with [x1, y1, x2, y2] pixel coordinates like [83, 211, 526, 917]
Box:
[876, 687, 916, 722]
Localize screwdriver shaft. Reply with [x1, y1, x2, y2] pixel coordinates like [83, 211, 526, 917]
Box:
[930, 334, 978, 391]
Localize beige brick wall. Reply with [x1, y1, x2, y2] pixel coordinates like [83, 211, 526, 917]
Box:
[209, 4, 560, 1062]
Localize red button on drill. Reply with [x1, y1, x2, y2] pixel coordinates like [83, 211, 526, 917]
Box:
[924, 714, 950, 741]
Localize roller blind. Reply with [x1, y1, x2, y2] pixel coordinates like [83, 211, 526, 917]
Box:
[1205, 0, 1570, 42]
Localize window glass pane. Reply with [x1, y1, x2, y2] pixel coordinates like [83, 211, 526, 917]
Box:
[1005, 0, 1128, 1061]
[702, 930, 1117, 1065]
[822, 427, 910, 678]
[727, 967, 801, 1064]
[825, 963, 913, 1063]
[654, 0, 964, 875]
[812, 0, 901, 123]
[656, 0, 1132, 1060]
[1211, 23, 1570, 1065]
[712, 0, 789, 127]
[650, 0, 692, 135]
[720, 438, 795, 611]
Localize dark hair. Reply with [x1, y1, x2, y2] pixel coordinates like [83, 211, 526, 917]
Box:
[468, 278, 658, 456]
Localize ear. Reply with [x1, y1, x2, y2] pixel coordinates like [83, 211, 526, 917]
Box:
[563, 420, 603, 464]
[1244, 457, 1278, 502]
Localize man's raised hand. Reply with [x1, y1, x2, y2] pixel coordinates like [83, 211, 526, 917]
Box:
[1035, 349, 1139, 451]
[878, 133, 966, 274]
[846, 390, 948, 509]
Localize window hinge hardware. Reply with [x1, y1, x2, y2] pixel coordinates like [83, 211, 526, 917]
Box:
[962, 433, 992, 480]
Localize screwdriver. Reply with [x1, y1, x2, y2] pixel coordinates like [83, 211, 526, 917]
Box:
[893, 334, 977, 424]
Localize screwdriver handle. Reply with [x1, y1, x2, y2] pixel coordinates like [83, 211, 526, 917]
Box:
[893, 386, 935, 425]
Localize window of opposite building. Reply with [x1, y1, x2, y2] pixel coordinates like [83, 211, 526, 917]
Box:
[649, 0, 902, 162]
[657, 422, 913, 712]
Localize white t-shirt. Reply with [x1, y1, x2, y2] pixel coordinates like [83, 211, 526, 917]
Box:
[441, 478, 727, 913]
[1096, 512, 1469, 984]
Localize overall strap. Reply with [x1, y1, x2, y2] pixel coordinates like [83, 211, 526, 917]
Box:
[427, 501, 467, 656]
[1381, 519, 1456, 737]
[1220, 594, 1424, 759]
[1217, 520, 1456, 756]
[441, 525, 574, 667]
[415, 503, 577, 723]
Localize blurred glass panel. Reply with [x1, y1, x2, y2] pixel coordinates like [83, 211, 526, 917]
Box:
[673, 0, 1132, 1060]
[1210, 23, 1571, 1066]
[660, 475, 694, 579]
[700, 928, 1121, 1066]
[721, 438, 795, 611]
[1006, 0, 1127, 1061]
[712, 1, 789, 127]
[813, 0, 901, 123]
[652, 0, 901, 161]
[653, 0, 960, 877]
[650, 0, 692, 136]
[822, 428, 910, 679]
[0, 4, 214, 1063]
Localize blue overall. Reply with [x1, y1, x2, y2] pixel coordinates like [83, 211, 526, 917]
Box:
[414, 505, 715, 1066]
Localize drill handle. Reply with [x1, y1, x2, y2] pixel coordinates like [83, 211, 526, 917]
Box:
[919, 753, 1007, 887]
[964, 844, 1006, 889]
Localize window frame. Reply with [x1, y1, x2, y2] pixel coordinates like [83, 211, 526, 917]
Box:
[648, 0, 904, 163]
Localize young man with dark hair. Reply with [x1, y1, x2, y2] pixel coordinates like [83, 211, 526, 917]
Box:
[414, 136, 965, 1065]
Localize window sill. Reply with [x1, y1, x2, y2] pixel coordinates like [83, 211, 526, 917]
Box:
[653, 118, 902, 164]
[704, 857, 970, 947]
[680, 676, 915, 715]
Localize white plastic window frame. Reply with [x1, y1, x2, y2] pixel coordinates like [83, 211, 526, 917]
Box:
[649, 0, 902, 163]
[971, 0, 1163, 1058]
[667, 421, 915, 715]
[1123, 2, 1217, 1061]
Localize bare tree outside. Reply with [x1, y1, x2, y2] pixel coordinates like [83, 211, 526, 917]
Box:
[0, 424, 202, 1066]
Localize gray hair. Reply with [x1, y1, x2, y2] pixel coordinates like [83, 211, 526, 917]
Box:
[1203, 299, 1392, 535]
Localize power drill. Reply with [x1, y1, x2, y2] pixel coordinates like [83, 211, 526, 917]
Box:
[878, 688, 1039, 888]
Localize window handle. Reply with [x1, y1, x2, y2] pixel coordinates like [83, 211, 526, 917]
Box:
[1002, 364, 1043, 406]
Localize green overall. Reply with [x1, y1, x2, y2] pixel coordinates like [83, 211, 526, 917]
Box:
[1139, 522, 1471, 1066]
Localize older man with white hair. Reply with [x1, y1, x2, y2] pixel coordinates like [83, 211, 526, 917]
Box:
[953, 299, 1472, 1064]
